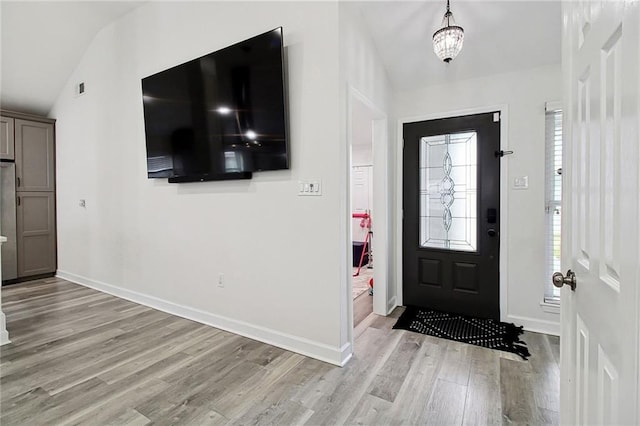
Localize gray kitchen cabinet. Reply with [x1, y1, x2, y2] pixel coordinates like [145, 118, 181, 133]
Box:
[1, 110, 56, 282]
[16, 192, 56, 277]
[0, 116, 14, 160]
[0, 163, 17, 281]
[15, 119, 55, 192]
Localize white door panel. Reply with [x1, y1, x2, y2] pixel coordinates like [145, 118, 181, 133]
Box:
[352, 166, 372, 242]
[561, 1, 639, 425]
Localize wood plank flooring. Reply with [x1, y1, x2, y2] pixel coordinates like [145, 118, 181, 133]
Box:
[353, 290, 373, 328]
[0, 277, 560, 425]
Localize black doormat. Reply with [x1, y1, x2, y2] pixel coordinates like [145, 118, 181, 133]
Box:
[393, 306, 530, 360]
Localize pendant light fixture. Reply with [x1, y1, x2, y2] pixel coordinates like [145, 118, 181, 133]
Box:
[432, 0, 464, 63]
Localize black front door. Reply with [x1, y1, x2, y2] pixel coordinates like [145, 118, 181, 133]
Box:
[403, 112, 500, 319]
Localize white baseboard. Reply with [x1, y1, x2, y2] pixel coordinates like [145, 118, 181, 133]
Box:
[0, 312, 9, 346]
[386, 296, 397, 315]
[0, 331, 9, 346]
[56, 270, 350, 366]
[339, 342, 353, 366]
[506, 314, 560, 336]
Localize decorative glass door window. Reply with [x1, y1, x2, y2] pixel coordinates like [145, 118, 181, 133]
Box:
[419, 131, 478, 251]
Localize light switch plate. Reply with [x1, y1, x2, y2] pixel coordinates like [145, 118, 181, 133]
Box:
[298, 180, 322, 196]
[513, 176, 529, 189]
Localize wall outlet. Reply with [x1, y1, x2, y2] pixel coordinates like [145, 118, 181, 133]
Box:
[218, 273, 224, 288]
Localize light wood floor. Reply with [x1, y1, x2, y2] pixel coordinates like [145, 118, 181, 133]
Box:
[0, 277, 559, 425]
[353, 290, 373, 328]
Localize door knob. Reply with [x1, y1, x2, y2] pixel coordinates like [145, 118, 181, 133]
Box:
[487, 228, 497, 237]
[552, 269, 576, 291]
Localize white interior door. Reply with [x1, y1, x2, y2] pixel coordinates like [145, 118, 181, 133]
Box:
[561, 1, 640, 424]
[352, 166, 372, 243]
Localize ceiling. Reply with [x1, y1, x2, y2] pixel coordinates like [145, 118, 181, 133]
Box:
[0, 1, 144, 116]
[351, 1, 562, 90]
[0, 1, 561, 117]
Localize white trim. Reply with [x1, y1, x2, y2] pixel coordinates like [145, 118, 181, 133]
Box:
[499, 107, 510, 323]
[57, 270, 350, 366]
[386, 296, 397, 315]
[636, 6, 640, 421]
[0, 326, 11, 346]
[395, 104, 510, 323]
[506, 314, 560, 336]
[0, 237, 9, 346]
[541, 300, 561, 315]
[339, 343, 353, 367]
[545, 100, 563, 112]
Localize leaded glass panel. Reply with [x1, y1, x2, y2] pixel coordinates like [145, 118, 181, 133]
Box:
[419, 132, 478, 251]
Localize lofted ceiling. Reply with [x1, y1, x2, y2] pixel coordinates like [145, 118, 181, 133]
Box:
[351, 0, 562, 90]
[0, 1, 144, 117]
[0, 1, 561, 117]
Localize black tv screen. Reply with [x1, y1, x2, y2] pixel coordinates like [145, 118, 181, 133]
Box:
[142, 28, 288, 181]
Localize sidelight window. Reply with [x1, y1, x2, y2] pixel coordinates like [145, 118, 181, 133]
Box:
[545, 105, 563, 303]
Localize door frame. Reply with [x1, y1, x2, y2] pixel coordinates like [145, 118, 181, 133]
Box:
[344, 85, 390, 354]
[395, 104, 509, 321]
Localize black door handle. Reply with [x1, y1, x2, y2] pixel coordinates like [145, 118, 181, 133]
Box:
[488, 228, 497, 237]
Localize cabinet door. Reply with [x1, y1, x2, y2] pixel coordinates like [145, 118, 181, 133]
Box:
[0, 163, 18, 281]
[0, 116, 15, 160]
[15, 119, 55, 192]
[16, 192, 56, 277]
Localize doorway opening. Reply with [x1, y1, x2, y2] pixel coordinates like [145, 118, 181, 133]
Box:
[351, 96, 375, 327]
[346, 88, 389, 341]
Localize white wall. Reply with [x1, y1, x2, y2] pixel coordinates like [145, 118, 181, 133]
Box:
[351, 96, 374, 167]
[393, 64, 562, 334]
[339, 4, 391, 112]
[352, 146, 372, 166]
[51, 2, 350, 364]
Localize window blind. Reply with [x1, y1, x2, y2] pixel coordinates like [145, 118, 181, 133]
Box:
[545, 107, 563, 303]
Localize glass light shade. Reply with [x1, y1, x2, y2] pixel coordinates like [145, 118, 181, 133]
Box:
[433, 25, 464, 63]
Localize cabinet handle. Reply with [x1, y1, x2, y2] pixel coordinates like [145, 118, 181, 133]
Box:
[17, 177, 20, 187]
[17, 196, 20, 206]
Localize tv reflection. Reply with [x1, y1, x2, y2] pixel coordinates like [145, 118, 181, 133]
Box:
[171, 127, 201, 176]
[170, 126, 251, 176]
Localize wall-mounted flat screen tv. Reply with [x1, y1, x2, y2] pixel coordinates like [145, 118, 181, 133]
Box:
[142, 27, 289, 182]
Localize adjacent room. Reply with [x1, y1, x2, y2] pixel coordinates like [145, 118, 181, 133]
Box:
[351, 94, 375, 325]
[1, 1, 639, 425]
